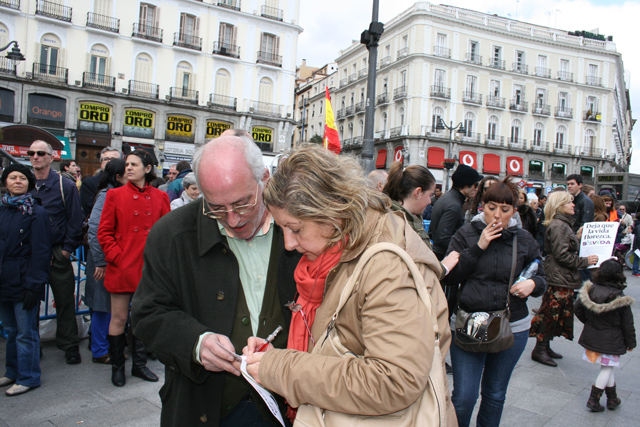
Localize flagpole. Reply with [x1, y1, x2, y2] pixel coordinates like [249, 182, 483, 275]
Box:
[360, 0, 383, 176]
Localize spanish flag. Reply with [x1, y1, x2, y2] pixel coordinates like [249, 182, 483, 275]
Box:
[323, 87, 341, 154]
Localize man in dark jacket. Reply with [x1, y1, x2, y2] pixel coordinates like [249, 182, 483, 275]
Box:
[131, 135, 300, 426]
[166, 160, 192, 202]
[567, 174, 594, 233]
[80, 147, 122, 217]
[28, 140, 84, 364]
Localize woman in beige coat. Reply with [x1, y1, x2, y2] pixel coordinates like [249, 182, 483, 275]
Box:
[240, 145, 454, 425]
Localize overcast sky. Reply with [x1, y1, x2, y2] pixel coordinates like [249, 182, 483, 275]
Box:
[297, 0, 640, 173]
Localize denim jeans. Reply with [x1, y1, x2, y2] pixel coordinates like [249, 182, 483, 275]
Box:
[0, 300, 42, 387]
[633, 251, 639, 275]
[450, 330, 529, 427]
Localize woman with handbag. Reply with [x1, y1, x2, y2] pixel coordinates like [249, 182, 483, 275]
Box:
[444, 177, 546, 427]
[240, 144, 455, 426]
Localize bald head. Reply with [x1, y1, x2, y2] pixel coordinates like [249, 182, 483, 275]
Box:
[368, 170, 388, 192]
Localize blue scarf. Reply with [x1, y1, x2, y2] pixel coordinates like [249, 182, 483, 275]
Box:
[1, 193, 35, 215]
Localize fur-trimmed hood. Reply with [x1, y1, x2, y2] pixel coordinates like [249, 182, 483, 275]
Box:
[578, 281, 635, 314]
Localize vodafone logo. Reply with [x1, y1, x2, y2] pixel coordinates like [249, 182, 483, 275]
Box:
[510, 159, 521, 172]
[462, 154, 474, 167]
[394, 149, 403, 162]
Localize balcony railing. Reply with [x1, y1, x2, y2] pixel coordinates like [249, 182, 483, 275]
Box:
[486, 95, 505, 109]
[393, 86, 407, 100]
[553, 145, 572, 155]
[354, 101, 364, 113]
[378, 56, 391, 68]
[32, 62, 68, 84]
[528, 170, 546, 180]
[584, 110, 601, 122]
[390, 126, 403, 138]
[352, 136, 363, 147]
[430, 85, 451, 99]
[530, 141, 550, 152]
[170, 87, 199, 105]
[535, 67, 551, 79]
[508, 137, 527, 149]
[36, 0, 72, 22]
[586, 75, 603, 86]
[397, 47, 409, 59]
[174, 32, 202, 50]
[485, 135, 505, 147]
[555, 106, 573, 119]
[557, 71, 574, 82]
[424, 126, 446, 138]
[0, 57, 16, 75]
[433, 46, 451, 58]
[209, 93, 237, 111]
[212, 41, 240, 58]
[577, 146, 604, 157]
[335, 108, 345, 119]
[551, 172, 567, 181]
[376, 92, 389, 105]
[217, 0, 240, 11]
[358, 69, 367, 78]
[82, 72, 115, 91]
[489, 59, 505, 70]
[532, 104, 551, 116]
[510, 99, 528, 112]
[132, 23, 163, 43]
[345, 105, 355, 116]
[128, 80, 159, 99]
[462, 91, 482, 105]
[339, 78, 347, 87]
[250, 101, 282, 118]
[465, 53, 482, 65]
[460, 132, 482, 144]
[261, 5, 283, 21]
[511, 62, 528, 74]
[348, 73, 357, 83]
[256, 51, 282, 67]
[583, 175, 595, 185]
[86, 12, 120, 33]
[0, 0, 20, 10]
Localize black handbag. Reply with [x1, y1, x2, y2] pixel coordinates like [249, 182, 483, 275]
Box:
[454, 235, 517, 353]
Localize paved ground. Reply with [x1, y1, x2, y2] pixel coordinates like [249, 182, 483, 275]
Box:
[0, 272, 638, 426]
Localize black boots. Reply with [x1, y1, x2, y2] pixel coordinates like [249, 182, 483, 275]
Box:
[546, 344, 563, 359]
[108, 334, 126, 387]
[605, 385, 621, 410]
[587, 385, 605, 412]
[531, 340, 557, 367]
[131, 335, 159, 382]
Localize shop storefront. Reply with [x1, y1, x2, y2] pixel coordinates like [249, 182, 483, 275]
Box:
[205, 120, 231, 139]
[76, 102, 113, 176]
[252, 126, 273, 152]
[166, 115, 195, 144]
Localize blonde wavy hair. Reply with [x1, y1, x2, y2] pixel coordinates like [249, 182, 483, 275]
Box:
[263, 144, 390, 251]
[543, 191, 574, 226]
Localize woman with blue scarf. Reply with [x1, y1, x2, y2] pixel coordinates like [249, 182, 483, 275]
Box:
[0, 163, 51, 396]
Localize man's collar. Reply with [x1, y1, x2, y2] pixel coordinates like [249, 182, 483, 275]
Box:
[217, 211, 274, 241]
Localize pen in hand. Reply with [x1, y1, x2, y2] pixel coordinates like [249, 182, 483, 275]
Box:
[257, 325, 283, 352]
[216, 341, 242, 362]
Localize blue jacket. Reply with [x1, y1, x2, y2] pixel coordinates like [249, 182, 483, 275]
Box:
[29, 169, 83, 253]
[0, 202, 52, 301]
[166, 168, 192, 202]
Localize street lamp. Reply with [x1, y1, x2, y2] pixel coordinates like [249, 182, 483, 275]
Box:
[0, 41, 26, 61]
[437, 118, 466, 191]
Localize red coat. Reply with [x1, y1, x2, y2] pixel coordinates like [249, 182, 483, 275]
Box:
[98, 182, 170, 293]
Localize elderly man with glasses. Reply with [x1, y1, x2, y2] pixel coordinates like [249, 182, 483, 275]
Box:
[28, 140, 84, 364]
[131, 133, 300, 427]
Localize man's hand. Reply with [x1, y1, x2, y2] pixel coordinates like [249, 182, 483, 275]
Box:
[200, 334, 241, 376]
[94, 266, 106, 281]
[61, 250, 71, 259]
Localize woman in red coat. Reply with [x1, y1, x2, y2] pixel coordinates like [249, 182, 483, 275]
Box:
[98, 150, 170, 387]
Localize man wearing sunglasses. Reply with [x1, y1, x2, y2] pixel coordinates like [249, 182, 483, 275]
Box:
[131, 132, 300, 427]
[28, 140, 84, 365]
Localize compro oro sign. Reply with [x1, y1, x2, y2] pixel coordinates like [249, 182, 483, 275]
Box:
[78, 102, 111, 133]
[166, 115, 195, 143]
[252, 127, 273, 144]
[124, 109, 155, 139]
[206, 121, 231, 139]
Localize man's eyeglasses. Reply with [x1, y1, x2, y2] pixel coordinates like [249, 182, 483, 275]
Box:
[202, 184, 259, 220]
[27, 150, 51, 157]
[619, 207, 626, 212]
[101, 156, 119, 163]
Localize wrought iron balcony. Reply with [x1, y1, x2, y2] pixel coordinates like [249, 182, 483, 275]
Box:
[358, 69, 367, 78]
[209, 93, 237, 111]
[424, 126, 446, 138]
[345, 105, 355, 116]
[390, 126, 403, 138]
[555, 106, 573, 119]
[256, 51, 282, 67]
[460, 132, 482, 145]
[335, 108, 345, 119]
[430, 85, 451, 99]
[489, 59, 505, 70]
[486, 95, 505, 109]
[261, 5, 283, 21]
[250, 101, 282, 117]
[376, 92, 389, 105]
[485, 135, 505, 147]
[584, 110, 601, 122]
[393, 86, 407, 100]
[36, 0, 72, 22]
[397, 47, 409, 59]
[551, 171, 567, 180]
[462, 91, 482, 105]
[82, 72, 115, 91]
[577, 146, 604, 157]
[348, 73, 357, 83]
[532, 104, 551, 116]
[530, 141, 549, 152]
[354, 101, 364, 113]
[557, 71, 573, 82]
[378, 56, 391, 68]
[465, 53, 482, 65]
[212, 41, 240, 58]
[339, 78, 347, 87]
[32, 62, 68, 84]
[217, 0, 240, 11]
[511, 62, 528, 74]
[352, 136, 363, 147]
[553, 144, 572, 155]
[528, 170, 546, 180]
[86, 12, 120, 33]
[170, 87, 199, 105]
[128, 80, 159, 99]
[132, 23, 163, 43]
[0, 57, 16, 75]
[508, 137, 527, 149]
[586, 75, 602, 87]
[0, 0, 20, 10]
[433, 46, 451, 58]
[509, 99, 528, 112]
[174, 32, 202, 51]
[535, 67, 551, 79]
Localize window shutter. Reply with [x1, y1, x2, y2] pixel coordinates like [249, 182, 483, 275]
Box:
[194, 17, 200, 37]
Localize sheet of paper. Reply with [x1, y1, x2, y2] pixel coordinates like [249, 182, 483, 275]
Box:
[579, 222, 618, 268]
[635, 249, 640, 258]
[241, 357, 285, 427]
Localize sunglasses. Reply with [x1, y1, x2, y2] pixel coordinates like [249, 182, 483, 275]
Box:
[27, 150, 51, 157]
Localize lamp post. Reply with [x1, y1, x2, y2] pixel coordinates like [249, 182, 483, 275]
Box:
[0, 41, 26, 61]
[437, 119, 466, 192]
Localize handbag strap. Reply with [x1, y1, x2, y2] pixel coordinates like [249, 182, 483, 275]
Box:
[505, 234, 518, 311]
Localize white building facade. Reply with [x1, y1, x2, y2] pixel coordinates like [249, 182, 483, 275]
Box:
[0, 0, 301, 175]
[333, 2, 633, 191]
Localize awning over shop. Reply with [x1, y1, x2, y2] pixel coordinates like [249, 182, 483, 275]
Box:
[483, 153, 500, 174]
[375, 149, 387, 169]
[1, 124, 64, 149]
[427, 147, 445, 169]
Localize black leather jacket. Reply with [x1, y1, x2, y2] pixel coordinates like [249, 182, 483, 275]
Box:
[572, 191, 594, 233]
[429, 188, 466, 258]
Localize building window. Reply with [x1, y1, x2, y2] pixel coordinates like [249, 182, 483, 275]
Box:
[513, 85, 524, 105]
[139, 3, 159, 33]
[89, 44, 110, 80]
[469, 40, 479, 62]
[466, 75, 477, 94]
[434, 69, 445, 90]
[510, 119, 521, 142]
[584, 129, 595, 151]
[258, 77, 273, 103]
[533, 122, 544, 146]
[487, 115, 498, 140]
[515, 50, 525, 71]
[260, 32, 279, 56]
[39, 34, 62, 75]
[215, 68, 230, 96]
[492, 45, 502, 67]
[464, 112, 474, 136]
[134, 53, 153, 82]
[555, 125, 567, 149]
[179, 13, 199, 37]
[432, 107, 444, 130]
[490, 80, 500, 97]
[176, 61, 193, 96]
[219, 22, 236, 47]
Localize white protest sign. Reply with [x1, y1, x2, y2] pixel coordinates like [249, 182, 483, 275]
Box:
[241, 357, 286, 426]
[579, 222, 618, 268]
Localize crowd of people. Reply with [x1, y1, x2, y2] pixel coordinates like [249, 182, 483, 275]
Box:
[0, 134, 636, 427]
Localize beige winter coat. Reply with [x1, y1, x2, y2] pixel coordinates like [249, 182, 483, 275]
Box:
[260, 209, 453, 417]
